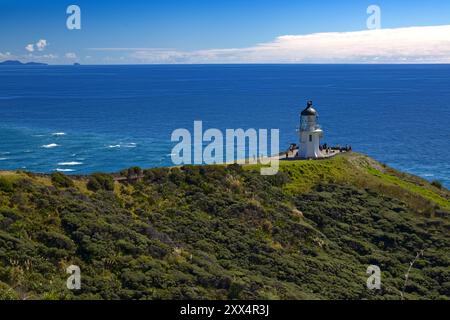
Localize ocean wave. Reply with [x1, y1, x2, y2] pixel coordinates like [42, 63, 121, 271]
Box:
[55, 168, 75, 172]
[422, 173, 435, 177]
[107, 142, 137, 149]
[57, 161, 83, 166]
[52, 132, 66, 136]
[42, 143, 60, 148]
[0, 158, 7, 161]
[124, 142, 137, 148]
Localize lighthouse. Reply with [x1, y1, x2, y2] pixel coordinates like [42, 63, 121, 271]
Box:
[298, 101, 323, 159]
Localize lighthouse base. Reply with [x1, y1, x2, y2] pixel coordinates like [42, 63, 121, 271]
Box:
[299, 131, 323, 159]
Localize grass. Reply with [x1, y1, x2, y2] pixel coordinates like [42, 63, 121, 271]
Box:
[0, 172, 24, 193]
[0, 171, 23, 180]
[366, 167, 450, 210]
[244, 156, 354, 194]
[244, 152, 450, 212]
[278, 157, 354, 194]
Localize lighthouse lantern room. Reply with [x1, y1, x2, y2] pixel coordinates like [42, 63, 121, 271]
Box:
[298, 101, 323, 159]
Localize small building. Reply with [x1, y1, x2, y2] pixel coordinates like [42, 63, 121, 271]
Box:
[298, 101, 324, 159]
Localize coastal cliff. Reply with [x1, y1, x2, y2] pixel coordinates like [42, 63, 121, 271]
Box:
[0, 153, 448, 300]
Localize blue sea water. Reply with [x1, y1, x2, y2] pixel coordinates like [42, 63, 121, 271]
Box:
[0, 64, 449, 187]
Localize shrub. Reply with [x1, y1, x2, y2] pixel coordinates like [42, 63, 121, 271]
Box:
[431, 180, 443, 189]
[228, 281, 246, 299]
[0, 177, 14, 193]
[129, 167, 142, 177]
[143, 168, 168, 183]
[51, 172, 74, 188]
[0, 282, 19, 300]
[37, 230, 75, 250]
[87, 173, 114, 192]
[120, 167, 143, 179]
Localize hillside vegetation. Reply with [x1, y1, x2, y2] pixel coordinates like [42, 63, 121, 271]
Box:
[0, 153, 448, 300]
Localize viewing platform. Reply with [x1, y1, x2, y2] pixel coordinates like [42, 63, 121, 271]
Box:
[281, 144, 352, 161]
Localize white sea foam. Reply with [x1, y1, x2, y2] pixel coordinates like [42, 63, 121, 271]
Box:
[124, 142, 137, 148]
[52, 132, 66, 136]
[55, 168, 75, 172]
[107, 142, 137, 149]
[57, 161, 83, 166]
[42, 143, 60, 148]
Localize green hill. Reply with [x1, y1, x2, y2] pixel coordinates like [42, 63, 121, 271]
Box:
[0, 153, 448, 300]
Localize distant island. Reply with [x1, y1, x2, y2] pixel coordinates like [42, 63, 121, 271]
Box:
[0, 60, 48, 66]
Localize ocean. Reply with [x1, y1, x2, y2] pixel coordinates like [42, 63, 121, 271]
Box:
[0, 64, 449, 187]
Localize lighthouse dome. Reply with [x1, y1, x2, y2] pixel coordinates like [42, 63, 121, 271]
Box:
[301, 101, 317, 116]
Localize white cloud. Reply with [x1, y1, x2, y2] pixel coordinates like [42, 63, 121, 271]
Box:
[0, 49, 58, 63]
[25, 39, 48, 53]
[36, 39, 48, 51]
[0, 52, 14, 60]
[41, 54, 58, 59]
[65, 52, 77, 59]
[25, 44, 34, 52]
[92, 25, 450, 64]
[24, 53, 58, 62]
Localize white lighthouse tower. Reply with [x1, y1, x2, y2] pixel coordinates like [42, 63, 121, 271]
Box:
[298, 101, 323, 159]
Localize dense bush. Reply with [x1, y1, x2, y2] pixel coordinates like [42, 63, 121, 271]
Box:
[431, 180, 443, 189]
[0, 177, 14, 193]
[120, 167, 143, 180]
[51, 172, 74, 188]
[87, 173, 114, 192]
[0, 156, 448, 300]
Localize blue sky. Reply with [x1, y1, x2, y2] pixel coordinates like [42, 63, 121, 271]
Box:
[1, 0, 450, 64]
